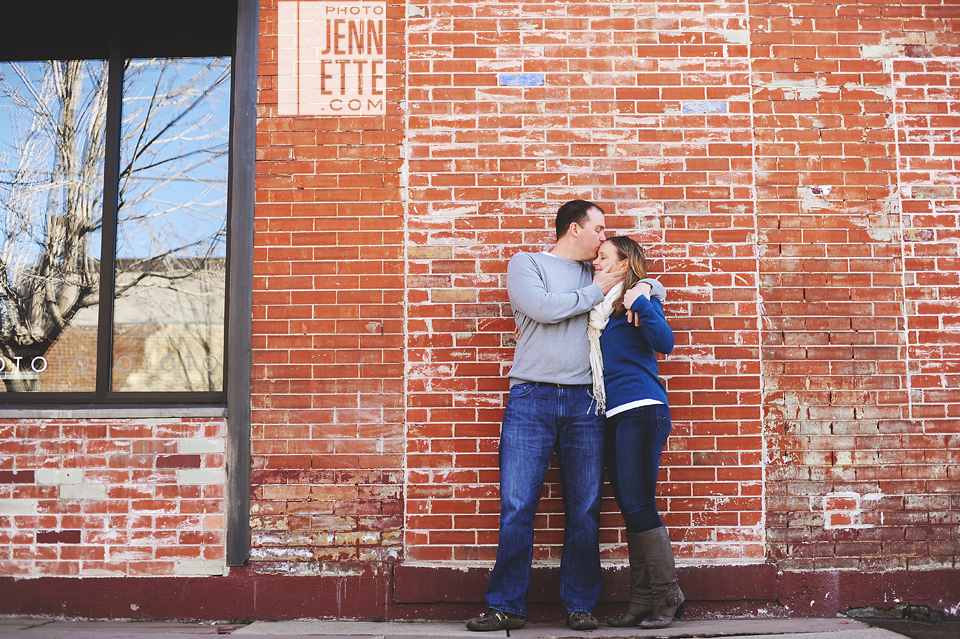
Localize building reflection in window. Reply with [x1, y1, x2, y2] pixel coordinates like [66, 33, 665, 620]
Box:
[112, 57, 230, 393]
[0, 57, 230, 394]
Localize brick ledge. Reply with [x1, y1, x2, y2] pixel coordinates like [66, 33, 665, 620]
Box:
[0, 566, 957, 621]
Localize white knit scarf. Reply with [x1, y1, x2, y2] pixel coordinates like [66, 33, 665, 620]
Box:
[587, 282, 623, 415]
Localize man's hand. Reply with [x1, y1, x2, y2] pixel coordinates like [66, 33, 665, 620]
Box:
[623, 282, 652, 325]
[593, 268, 625, 295]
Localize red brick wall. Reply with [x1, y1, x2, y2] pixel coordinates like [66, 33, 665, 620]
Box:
[3, 0, 959, 593]
[248, 0, 960, 577]
[403, 0, 764, 565]
[755, 0, 960, 570]
[251, 0, 407, 571]
[0, 418, 225, 577]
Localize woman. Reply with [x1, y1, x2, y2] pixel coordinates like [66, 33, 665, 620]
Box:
[587, 236, 683, 629]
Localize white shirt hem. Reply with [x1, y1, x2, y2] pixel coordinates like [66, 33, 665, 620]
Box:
[605, 398, 663, 418]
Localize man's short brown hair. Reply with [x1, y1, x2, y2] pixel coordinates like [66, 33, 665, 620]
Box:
[556, 200, 603, 240]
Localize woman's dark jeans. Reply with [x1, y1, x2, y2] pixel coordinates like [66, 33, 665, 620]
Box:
[605, 404, 672, 533]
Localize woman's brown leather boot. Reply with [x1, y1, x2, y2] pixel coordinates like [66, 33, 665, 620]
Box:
[606, 531, 653, 626]
[638, 526, 685, 629]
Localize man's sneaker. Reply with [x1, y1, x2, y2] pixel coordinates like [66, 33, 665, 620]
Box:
[466, 608, 525, 632]
[567, 610, 599, 631]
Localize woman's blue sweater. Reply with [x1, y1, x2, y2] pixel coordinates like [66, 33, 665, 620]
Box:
[599, 293, 674, 411]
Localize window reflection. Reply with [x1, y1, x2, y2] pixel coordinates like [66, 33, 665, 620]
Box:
[0, 56, 230, 395]
[0, 60, 106, 392]
[112, 57, 230, 392]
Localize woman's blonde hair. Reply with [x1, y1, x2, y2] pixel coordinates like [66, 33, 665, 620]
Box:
[606, 236, 648, 317]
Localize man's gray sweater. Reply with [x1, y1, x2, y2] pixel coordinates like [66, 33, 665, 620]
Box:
[506, 251, 604, 387]
[506, 251, 668, 388]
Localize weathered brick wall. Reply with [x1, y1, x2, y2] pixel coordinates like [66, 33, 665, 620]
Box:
[403, 0, 764, 565]
[5, 0, 959, 589]
[0, 418, 226, 577]
[250, 0, 407, 573]
[249, 0, 960, 577]
[755, 0, 960, 570]
[896, 56, 960, 568]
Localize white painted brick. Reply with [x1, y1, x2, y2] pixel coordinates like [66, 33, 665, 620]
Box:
[860, 44, 904, 58]
[35, 468, 82, 485]
[83, 567, 128, 577]
[0, 499, 38, 515]
[60, 483, 108, 500]
[178, 468, 226, 485]
[175, 559, 225, 576]
[178, 437, 225, 454]
[717, 29, 749, 45]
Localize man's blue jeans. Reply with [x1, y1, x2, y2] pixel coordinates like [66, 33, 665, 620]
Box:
[484, 382, 605, 617]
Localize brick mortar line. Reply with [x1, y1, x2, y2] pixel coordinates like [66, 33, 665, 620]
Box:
[889, 56, 912, 426]
[891, 56, 960, 431]
[402, 0, 413, 566]
[745, 0, 767, 552]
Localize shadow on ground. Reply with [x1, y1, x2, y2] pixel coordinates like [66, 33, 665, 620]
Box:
[859, 618, 960, 639]
[848, 603, 960, 639]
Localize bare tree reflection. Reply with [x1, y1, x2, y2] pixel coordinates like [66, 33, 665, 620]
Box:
[0, 57, 229, 393]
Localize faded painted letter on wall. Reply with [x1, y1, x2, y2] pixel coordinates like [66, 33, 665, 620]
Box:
[278, 1, 386, 116]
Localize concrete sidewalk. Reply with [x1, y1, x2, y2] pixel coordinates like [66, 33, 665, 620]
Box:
[0, 617, 911, 639]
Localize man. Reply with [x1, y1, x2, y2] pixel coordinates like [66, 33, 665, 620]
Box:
[466, 200, 624, 632]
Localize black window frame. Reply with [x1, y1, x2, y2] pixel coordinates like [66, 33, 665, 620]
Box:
[0, 0, 251, 407]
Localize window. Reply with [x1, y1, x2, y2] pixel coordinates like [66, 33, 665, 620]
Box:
[0, 1, 239, 403]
